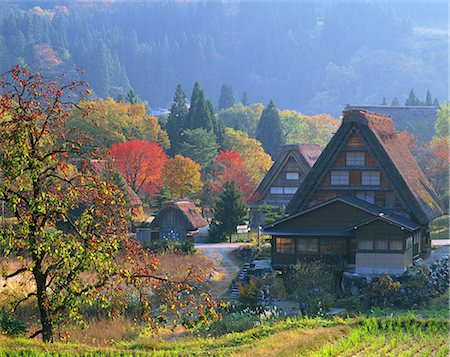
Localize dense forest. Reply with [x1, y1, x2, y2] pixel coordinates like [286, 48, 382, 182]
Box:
[0, 1, 447, 115]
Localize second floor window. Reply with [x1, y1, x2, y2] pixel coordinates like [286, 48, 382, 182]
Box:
[362, 171, 380, 186]
[331, 170, 349, 185]
[346, 152, 365, 166]
[286, 172, 299, 180]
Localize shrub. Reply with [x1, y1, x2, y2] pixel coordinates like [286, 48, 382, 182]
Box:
[0, 310, 26, 337]
[201, 312, 259, 336]
[141, 240, 194, 254]
[284, 260, 339, 316]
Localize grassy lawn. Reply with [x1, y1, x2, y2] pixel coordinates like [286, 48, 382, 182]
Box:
[430, 215, 449, 240]
[0, 314, 447, 356]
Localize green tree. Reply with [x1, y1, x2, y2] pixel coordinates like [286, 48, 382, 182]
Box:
[391, 97, 400, 106]
[405, 89, 422, 106]
[165, 84, 188, 155]
[179, 128, 218, 167]
[219, 103, 264, 137]
[241, 91, 248, 106]
[382, 97, 387, 105]
[126, 89, 139, 104]
[186, 82, 225, 148]
[434, 98, 440, 107]
[186, 82, 215, 131]
[425, 90, 433, 106]
[208, 181, 247, 243]
[435, 102, 449, 137]
[218, 83, 235, 110]
[256, 100, 285, 159]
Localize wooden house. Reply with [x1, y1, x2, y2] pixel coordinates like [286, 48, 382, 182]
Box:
[249, 143, 321, 230]
[264, 110, 444, 275]
[149, 201, 208, 242]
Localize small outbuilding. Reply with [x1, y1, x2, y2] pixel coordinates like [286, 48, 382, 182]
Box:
[149, 201, 208, 242]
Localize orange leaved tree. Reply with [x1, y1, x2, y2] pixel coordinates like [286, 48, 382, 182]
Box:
[110, 139, 167, 195]
[162, 155, 203, 199]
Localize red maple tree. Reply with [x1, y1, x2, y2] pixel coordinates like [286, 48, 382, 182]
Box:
[209, 150, 258, 202]
[110, 139, 167, 195]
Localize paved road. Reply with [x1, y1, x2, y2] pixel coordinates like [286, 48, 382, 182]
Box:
[195, 243, 248, 298]
[432, 240, 450, 247]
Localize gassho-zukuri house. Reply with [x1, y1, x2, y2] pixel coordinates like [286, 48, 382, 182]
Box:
[263, 109, 444, 275]
[249, 143, 321, 230]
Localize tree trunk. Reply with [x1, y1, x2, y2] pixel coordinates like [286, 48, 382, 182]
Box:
[35, 270, 53, 343]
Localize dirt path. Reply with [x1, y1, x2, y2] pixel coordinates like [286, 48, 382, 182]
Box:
[195, 243, 246, 298]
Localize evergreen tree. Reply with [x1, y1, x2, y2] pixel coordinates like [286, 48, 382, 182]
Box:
[241, 92, 248, 106]
[185, 82, 225, 148]
[425, 90, 433, 106]
[178, 128, 218, 167]
[382, 97, 387, 105]
[391, 97, 399, 106]
[434, 98, 440, 107]
[256, 100, 285, 159]
[126, 89, 139, 104]
[405, 89, 417, 106]
[218, 83, 235, 110]
[186, 82, 215, 131]
[208, 181, 248, 243]
[165, 84, 188, 155]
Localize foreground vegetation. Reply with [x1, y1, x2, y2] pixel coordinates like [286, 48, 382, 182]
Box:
[0, 312, 447, 356]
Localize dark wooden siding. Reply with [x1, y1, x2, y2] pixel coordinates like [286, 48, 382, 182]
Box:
[308, 129, 410, 216]
[274, 201, 373, 230]
[159, 210, 189, 241]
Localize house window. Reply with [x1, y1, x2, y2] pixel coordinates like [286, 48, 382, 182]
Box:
[374, 240, 388, 250]
[270, 187, 283, 194]
[331, 170, 349, 185]
[346, 152, 365, 166]
[286, 172, 299, 180]
[276, 238, 295, 253]
[283, 187, 298, 195]
[296, 239, 319, 254]
[406, 237, 413, 250]
[361, 171, 380, 186]
[357, 240, 373, 250]
[389, 240, 403, 251]
[356, 191, 375, 204]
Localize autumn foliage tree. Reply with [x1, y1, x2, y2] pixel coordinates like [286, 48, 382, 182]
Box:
[0, 67, 218, 343]
[162, 155, 203, 199]
[208, 150, 258, 203]
[110, 139, 167, 195]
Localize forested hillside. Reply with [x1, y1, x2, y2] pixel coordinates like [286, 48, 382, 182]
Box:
[0, 1, 447, 115]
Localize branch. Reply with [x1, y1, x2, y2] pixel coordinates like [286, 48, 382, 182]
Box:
[29, 329, 43, 339]
[13, 292, 37, 312]
[5, 267, 28, 280]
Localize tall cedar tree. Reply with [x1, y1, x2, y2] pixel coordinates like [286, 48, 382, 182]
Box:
[208, 180, 248, 243]
[0, 67, 219, 343]
[186, 82, 225, 147]
[218, 83, 235, 110]
[241, 92, 248, 106]
[179, 128, 218, 167]
[165, 84, 188, 155]
[425, 90, 433, 106]
[256, 100, 285, 159]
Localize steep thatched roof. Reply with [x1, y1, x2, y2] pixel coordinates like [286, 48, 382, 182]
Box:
[345, 105, 438, 143]
[150, 201, 208, 231]
[286, 110, 444, 224]
[253, 143, 321, 200]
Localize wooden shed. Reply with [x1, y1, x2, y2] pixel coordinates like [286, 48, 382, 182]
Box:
[149, 201, 208, 242]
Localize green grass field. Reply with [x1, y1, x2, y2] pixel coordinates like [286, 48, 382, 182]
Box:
[430, 215, 449, 240]
[0, 314, 448, 356]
